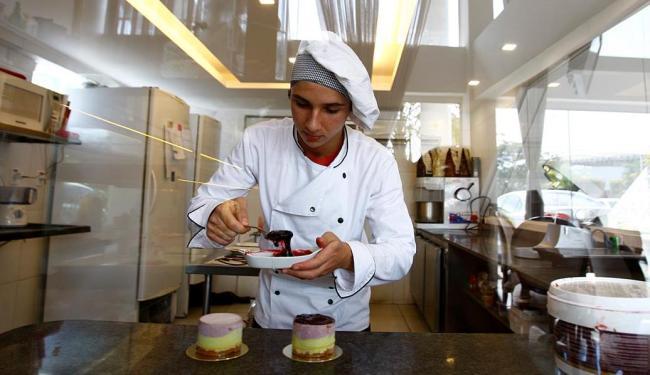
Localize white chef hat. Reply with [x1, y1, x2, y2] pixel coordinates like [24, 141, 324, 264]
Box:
[291, 32, 380, 130]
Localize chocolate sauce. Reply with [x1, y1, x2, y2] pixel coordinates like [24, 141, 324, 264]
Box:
[265, 230, 293, 257]
[294, 314, 335, 325]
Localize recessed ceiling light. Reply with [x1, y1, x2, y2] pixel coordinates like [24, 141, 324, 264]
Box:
[547, 82, 560, 88]
[468, 80, 480, 86]
[259, 0, 275, 5]
[288, 57, 296, 64]
[501, 43, 517, 51]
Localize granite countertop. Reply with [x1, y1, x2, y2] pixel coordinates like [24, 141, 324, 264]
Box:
[0, 321, 556, 374]
[417, 229, 646, 290]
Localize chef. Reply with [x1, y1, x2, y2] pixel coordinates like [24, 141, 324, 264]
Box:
[187, 32, 415, 331]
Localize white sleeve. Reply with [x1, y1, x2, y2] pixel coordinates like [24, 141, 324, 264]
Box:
[333, 156, 415, 297]
[187, 128, 259, 248]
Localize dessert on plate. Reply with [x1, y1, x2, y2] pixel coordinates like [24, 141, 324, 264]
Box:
[196, 313, 244, 359]
[291, 314, 336, 360]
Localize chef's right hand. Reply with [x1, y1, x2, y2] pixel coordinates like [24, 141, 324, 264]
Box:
[206, 197, 249, 246]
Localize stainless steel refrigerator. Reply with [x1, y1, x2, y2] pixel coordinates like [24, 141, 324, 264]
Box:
[44, 87, 193, 322]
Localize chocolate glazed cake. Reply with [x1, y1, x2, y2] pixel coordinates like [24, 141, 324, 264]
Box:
[291, 314, 336, 360]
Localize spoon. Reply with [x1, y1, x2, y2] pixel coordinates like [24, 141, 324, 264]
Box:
[245, 225, 267, 236]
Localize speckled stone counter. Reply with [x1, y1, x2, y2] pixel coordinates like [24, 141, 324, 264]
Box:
[418, 229, 646, 290]
[0, 321, 556, 374]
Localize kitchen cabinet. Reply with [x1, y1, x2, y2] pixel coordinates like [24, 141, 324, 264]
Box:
[410, 236, 426, 312]
[411, 234, 446, 332]
[423, 242, 445, 332]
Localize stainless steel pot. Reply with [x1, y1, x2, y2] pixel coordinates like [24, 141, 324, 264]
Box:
[416, 201, 443, 223]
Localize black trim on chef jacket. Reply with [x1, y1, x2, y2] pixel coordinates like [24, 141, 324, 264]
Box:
[186, 203, 206, 247]
[333, 258, 377, 300]
[292, 124, 349, 169]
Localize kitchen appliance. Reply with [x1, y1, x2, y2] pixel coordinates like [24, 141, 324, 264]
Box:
[415, 177, 480, 229]
[176, 114, 221, 316]
[0, 186, 37, 227]
[0, 71, 66, 133]
[415, 177, 443, 223]
[44, 87, 193, 323]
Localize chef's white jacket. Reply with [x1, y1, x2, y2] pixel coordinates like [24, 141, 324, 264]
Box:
[187, 118, 415, 330]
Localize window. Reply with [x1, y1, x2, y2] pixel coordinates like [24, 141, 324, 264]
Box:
[493, 5, 650, 238]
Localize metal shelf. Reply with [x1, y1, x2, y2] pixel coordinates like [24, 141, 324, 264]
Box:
[0, 223, 90, 242]
[0, 123, 80, 145]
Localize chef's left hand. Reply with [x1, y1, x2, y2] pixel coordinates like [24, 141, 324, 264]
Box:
[283, 232, 354, 280]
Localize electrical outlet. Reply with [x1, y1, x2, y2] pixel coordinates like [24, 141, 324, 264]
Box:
[11, 168, 22, 184]
[37, 170, 47, 186]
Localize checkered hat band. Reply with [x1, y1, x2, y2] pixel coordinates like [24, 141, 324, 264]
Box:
[290, 53, 350, 99]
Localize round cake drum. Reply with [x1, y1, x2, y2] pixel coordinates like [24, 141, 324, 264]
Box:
[548, 277, 650, 374]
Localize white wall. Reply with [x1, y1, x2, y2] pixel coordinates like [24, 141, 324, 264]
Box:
[468, 99, 498, 198]
[404, 46, 468, 95]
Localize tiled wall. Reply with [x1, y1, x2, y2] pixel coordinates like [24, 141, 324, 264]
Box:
[0, 142, 56, 334]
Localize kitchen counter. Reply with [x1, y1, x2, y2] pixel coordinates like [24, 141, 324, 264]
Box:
[0, 320, 556, 374]
[417, 228, 646, 290]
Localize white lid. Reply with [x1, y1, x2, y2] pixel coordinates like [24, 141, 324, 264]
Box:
[547, 277, 650, 334]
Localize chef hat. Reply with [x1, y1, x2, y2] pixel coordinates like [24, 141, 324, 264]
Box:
[291, 32, 380, 130]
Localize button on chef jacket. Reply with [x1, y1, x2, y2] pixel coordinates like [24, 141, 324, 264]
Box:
[187, 118, 415, 331]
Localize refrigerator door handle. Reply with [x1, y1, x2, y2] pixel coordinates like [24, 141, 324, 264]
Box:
[149, 168, 158, 215]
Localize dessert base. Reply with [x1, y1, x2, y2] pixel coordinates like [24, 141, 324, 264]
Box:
[185, 343, 248, 362]
[282, 344, 342, 363]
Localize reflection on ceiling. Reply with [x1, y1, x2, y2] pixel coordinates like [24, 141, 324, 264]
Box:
[0, 0, 459, 111]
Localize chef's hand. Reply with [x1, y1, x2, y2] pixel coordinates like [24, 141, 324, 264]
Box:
[206, 197, 249, 246]
[283, 232, 354, 280]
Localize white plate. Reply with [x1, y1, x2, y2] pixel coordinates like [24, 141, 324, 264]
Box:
[245, 249, 319, 269]
[282, 344, 342, 363]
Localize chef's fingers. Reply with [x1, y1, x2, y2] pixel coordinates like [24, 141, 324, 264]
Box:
[286, 241, 340, 279]
[213, 215, 237, 240]
[206, 222, 232, 245]
[234, 197, 249, 227]
[316, 231, 340, 248]
[289, 248, 330, 271]
[219, 200, 248, 234]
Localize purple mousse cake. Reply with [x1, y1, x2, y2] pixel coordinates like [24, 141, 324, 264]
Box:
[196, 313, 244, 358]
[291, 314, 336, 360]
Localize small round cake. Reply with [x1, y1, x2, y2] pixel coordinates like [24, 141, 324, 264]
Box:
[291, 314, 336, 360]
[196, 313, 244, 359]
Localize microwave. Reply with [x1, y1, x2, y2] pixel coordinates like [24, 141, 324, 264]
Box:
[0, 71, 55, 132]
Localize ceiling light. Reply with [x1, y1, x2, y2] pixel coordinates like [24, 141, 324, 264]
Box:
[501, 43, 517, 51]
[547, 82, 560, 88]
[371, 0, 418, 91]
[288, 57, 296, 64]
[259, 0, 275, 4]
[126, 0, 288, 90]
[468, 80, 480, 86]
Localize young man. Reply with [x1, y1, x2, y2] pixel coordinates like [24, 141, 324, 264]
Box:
[188, 32, 415, 330]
